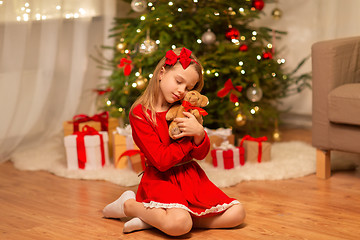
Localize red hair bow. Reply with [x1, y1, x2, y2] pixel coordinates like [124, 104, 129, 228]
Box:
[217, 79, 243, 103]
[165, 47, 196, 69]
[117, 57, 132, 76]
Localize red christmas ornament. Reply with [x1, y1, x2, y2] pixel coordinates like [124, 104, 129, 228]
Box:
[225, 27, 240, 41]
[239, 44, 248, 52]
[252, 0, 265, 11]
[262, 52, 273, 60]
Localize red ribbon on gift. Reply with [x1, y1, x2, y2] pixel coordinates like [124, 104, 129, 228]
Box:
[182, 101, 208, 116]
[239, 135, 268, 163]
[116, 149, 146, 171]
[75, 125, 106, 169]
[72, 111, 109, 133]
[217, 79, 243, 103]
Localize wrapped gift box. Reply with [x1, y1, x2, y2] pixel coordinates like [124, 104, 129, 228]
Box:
[113, 126, 143, 173]
[211, 148, 242, 169]
[63, 112, 118, 158]
[63, 120, 101, 136]
[211, 142, 244, 169]
[239, 135, 271, 163]
[64, 129, 109, 170]
[202, 128, 235, 163]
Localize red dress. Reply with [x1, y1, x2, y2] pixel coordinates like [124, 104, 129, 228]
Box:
[130, 104, 239, 217]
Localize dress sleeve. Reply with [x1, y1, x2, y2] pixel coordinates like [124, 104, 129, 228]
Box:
[190, 131, 210, 160]
[130, 106, 194, 172]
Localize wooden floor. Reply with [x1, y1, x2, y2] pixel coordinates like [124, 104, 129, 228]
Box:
[1, 127, 360, 240]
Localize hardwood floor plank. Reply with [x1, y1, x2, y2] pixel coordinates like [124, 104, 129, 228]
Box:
[1, 127, 360, 240]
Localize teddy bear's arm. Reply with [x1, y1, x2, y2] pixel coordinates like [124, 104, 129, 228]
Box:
[165, 105, 181, 121]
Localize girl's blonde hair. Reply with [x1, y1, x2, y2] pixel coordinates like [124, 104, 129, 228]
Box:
[130, 47, 204, 125]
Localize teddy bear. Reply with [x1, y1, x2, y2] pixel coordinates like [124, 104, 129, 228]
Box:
[166, 90, 209, 139]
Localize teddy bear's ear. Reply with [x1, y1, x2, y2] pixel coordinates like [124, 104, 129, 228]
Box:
[184, 91, 191, 100]
[199, 95, 209, 107]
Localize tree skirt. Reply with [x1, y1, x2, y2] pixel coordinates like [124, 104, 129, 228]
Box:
[10, 139, 321, 188]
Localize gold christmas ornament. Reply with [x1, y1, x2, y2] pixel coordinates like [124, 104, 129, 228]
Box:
[135, 75, 148, 90]
[271, 8, 282, 20]
[116, 42, 126, 52]
[272, 128, 281, 141]
[235, 112, 247, 126]
[272, 119, 281, 141]
[123, 86, 129, 95]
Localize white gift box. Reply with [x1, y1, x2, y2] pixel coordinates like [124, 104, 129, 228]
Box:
[64, 131, 109, 170]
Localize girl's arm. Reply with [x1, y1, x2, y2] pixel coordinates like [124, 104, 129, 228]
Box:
[172, 112, 210, 160]
[130, 106, 194, 172]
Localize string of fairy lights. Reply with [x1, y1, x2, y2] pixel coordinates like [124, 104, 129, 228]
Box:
[0, 0, 98, 22]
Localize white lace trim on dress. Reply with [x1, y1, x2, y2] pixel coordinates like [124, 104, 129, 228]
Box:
[142, 200, 240, 217]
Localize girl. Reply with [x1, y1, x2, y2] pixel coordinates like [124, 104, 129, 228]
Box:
[103, 47, 245, 236]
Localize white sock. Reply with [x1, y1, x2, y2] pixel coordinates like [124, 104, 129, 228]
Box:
[102, 190, 135, 219]
[123, 217, 152, 233]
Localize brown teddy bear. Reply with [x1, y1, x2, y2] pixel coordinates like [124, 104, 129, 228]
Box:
[166, 90, 209, 139]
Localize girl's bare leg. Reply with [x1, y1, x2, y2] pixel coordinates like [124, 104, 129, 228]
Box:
[124, 199, 193, 236]
[192, 204, 245, 229]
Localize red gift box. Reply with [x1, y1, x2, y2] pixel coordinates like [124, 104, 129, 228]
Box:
[211, 147, 244, 169]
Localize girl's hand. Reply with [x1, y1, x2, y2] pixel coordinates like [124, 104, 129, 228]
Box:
[172, 112, 205, 145]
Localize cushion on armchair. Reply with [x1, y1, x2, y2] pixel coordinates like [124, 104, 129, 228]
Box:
[328, 83, 360, 126]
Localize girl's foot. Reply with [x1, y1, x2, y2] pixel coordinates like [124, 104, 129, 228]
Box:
[123, 217, 152, 233]
[102, 190, 135, 218]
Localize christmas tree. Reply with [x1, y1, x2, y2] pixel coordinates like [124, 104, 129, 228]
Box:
[96, 0, 311, 138]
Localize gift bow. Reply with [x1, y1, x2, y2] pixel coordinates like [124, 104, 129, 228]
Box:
[75, 125, 106, 169]
[217, 79, 243, 103]
[205, 127, 232, 139]
[72, 111, 109, 132]
[182, 101, 208, 116]
[165, 47, 198, 69]
[115, 125, 132, 136]
[117, 57, 132, 76]
[239, 135, 268, 163]
[213, 140, 236, 150]
[115, 149, 146, 172]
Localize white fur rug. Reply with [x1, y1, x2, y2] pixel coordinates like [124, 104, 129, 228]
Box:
[10, 138, 320, 188]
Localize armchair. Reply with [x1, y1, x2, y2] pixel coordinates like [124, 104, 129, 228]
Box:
[312, 36, 360, 179]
